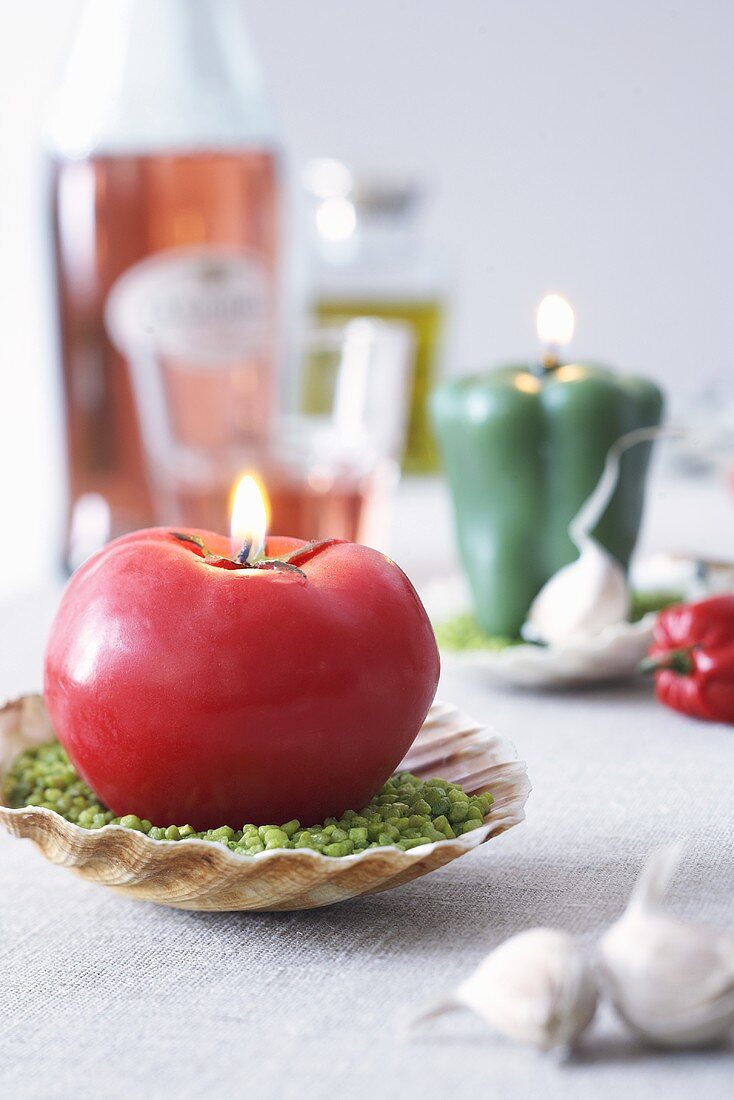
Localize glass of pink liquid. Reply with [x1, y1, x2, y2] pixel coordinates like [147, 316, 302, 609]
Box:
[115, 317, 414, 545]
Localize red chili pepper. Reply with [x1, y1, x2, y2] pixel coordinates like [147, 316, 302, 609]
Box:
[645, 595, 734, 723]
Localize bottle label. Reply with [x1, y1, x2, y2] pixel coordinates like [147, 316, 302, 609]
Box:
[105, 246, 271, 363]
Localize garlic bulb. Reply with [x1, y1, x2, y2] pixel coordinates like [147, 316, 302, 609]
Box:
[413, 928, 597, 1050]
[524, 536, 629, 646]
[599, 843, 734, 1047]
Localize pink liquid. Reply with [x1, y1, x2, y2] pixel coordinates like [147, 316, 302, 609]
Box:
[158, 470, 373, 545]
[50, 149, 279, 562]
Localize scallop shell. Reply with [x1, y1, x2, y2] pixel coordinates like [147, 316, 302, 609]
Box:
[0, 695, 530, 912]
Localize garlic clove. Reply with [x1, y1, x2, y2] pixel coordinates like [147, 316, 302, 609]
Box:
[523, 537, 630, 646]
[599, 844, 734, 1047]
[412, 928, 597, 1050]
[523, 425, 677, 647]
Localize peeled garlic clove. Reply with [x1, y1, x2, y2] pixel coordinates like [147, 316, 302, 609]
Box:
[599, 844, 734, 1047]
[413, 928, 597, 1050]
[523, 426, 676, 647]
[524, 537, 630, 646]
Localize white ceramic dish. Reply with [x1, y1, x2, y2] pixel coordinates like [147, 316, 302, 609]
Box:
[0, 694, 530, 912]
[424, 573, 657, 689]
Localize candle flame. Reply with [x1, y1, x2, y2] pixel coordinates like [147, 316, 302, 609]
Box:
[230, 473, 269, 563]
[536, 294, 575, 349]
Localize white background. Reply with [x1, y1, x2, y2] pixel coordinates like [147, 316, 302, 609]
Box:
[1, 0, 733, 596]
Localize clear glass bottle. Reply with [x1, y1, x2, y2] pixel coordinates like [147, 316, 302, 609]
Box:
[302, 162, 447, 474]
[46, 0, 280, 568]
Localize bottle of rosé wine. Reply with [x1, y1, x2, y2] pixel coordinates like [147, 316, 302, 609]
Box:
[47, 0, 280, 569]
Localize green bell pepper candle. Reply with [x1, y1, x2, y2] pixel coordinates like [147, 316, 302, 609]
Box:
[431, 362, 663, 637]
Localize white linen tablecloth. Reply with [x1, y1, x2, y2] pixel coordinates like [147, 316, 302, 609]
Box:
[1, 473, 733, 1099]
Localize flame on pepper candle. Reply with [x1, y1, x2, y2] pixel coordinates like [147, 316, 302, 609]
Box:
[537, 294, 575, 361]
[230, 473, 269, 563]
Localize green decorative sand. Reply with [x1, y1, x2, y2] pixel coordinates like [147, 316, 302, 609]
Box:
[2, 741, 494, 858]
[628, 589, 683, 622]
[434, 614, 521, 653]
[435, 590, 683, 653]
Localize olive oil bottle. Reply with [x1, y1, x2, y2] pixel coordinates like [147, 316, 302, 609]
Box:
[303, 166, 447, 473]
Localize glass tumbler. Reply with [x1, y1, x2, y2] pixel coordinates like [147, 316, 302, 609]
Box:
[111, 313, 414, 546]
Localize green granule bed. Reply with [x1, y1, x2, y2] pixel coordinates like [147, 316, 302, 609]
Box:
[2, 741, 494, 857]
[435, 589, 683, 653]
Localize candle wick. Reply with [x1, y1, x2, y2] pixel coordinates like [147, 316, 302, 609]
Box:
[236, 540, 252, 566]
[541, 347, 561, 371]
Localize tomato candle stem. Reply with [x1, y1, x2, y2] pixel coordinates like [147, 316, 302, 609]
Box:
[173, 529, 323, 577]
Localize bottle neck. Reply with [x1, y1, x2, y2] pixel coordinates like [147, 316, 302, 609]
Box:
[47, 0, 276, 159]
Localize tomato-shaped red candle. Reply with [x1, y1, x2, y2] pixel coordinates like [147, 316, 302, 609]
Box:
[44, 477, 440, 830]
